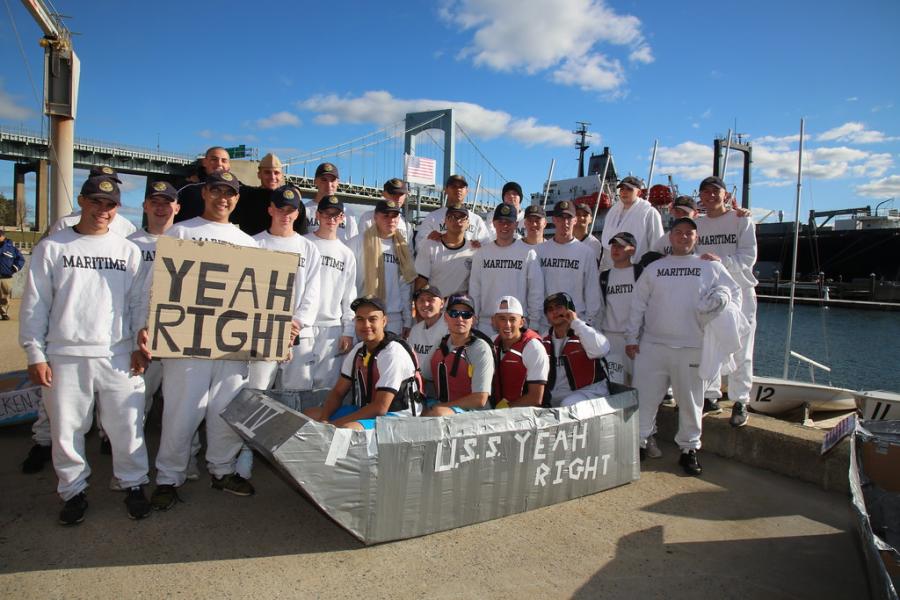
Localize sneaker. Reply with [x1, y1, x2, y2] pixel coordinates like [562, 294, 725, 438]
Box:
[125, 486, 151, 520]
[100, 438, 112, 455]
[730, 401, 749, 428]
[59, 492, 88, 525]
[211, 473, 255, 497]
[22, 444, 52, 474]
[185, 455, 201, 481]
[703, 398, 722, 416]
[150, 484, 180, 511]
[661, 393, 676, 408]
[645, 435, 663, 459]
[639, 447, 646, 462]
[679, 450, 703, 476]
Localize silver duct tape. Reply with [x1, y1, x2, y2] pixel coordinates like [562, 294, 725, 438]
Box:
[223, 384, 640, 545]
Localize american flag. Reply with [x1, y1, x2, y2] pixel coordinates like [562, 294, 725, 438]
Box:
[404, 154, 436, 186]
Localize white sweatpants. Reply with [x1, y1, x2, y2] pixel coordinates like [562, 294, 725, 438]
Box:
[634, 342, 704, 451]
[246, 337, 314, 391]
[44, 353, 149, 500]
[309, 325, 345, 391]
[156, 358, 248, 486]
[604, 332, 633, 386]
[31, 400, 51, 446]
[558, 380, 611, 407]
[143, 359, 163, 413]
[705, 288, 757, 402]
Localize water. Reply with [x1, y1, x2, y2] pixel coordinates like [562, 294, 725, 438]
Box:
[754, 302, 900, 392]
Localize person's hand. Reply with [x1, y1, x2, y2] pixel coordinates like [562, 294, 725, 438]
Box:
[471, 240, 482, 249]
[625, 344, 639, 360]
[290, 319, 301, 345]
[734, 207, 751, 218]
[130, 351, 148, 375]
[28, 362, 52, 387]
[137, 328, 152, 361]
[427, 230, 441, 241]
[700, 252, 720, 262]
[338, 336, 353, 354]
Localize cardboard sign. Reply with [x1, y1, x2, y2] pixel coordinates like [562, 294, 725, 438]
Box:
[148, 237, 298, 361]
[0, 370, 42, 427]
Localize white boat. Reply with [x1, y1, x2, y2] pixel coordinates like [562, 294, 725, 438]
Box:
[855, 390, 900, 421]
[749, 375, 857, 415]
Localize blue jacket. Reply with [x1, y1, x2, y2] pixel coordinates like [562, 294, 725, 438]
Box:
[0, 238, 25, 278]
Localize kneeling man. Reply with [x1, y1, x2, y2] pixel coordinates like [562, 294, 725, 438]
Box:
[492, 296, 549, 408]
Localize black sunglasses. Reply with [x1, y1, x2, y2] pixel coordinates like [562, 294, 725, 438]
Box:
[447, 309, 474, 320]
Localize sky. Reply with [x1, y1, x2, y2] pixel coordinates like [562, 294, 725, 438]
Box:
[1, 0, 899, 226]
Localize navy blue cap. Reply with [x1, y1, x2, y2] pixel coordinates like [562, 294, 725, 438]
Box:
[543, 292, 576, 312]
[317, 195, 344, 213]
[671, 217, 698, 230]
[502, 181, 523, 199]
[383, 178, 408, 195]
[273, 185, 301, 209]
[673, 195, 698, 211]
[148, 180, 178, 202]
[413, 284, 443, 300]
[446, 293, 475, 311]
[205, 169, 240, 192]
[80, 176, 121, 205]
[524, 205, 546, 218]
[315, 162, 340, 179]
[617, 176, 644, 191]
[493, 203, 517, 223]
[351, 295, 387, 313]
[445, 174, 468, 187]
[375, 199, 402, 214]
[699, 176, 726, 191]
[554, 200, 576, 217]
[89, 165, 122, 183]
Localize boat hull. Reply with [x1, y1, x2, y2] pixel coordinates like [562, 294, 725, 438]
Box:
[749, 376, 858, 415]
[222, 385, 640, 545]
[856, 390, 900, 421]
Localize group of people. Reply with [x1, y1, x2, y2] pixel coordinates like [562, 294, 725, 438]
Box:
[15, 145, 757, 527]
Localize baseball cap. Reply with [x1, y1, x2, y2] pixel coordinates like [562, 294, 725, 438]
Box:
[574, 199, 593, 214]
[446, 204, 469, 218]
[205, 169, 240, 192]
[272, 185, 301, 210]
[259, 153, 283, 170]
[148, 180, 178, 202]
[554, 201, 576, 218]
[524, 205, 546, 218]
[315, 162, 340, 179]
[80, 176, 121, 205]
[493, 203, 517, 223]
[610, 231, 637, 247]
[317, 195, 344, 213]
[445, 174, 468, 188]
[413, 284, 443, 300]
[617, 176, 644, 191]
[699, 176, 726, 191]
[502, 181, 523, 198]
[446, 293, 475, 311]
[671, 216, 698, 230]
[543, 292, 575, 313]
[672, 195, 698, 212]
[350, 295, 387, 313]
[89, 165, 122, 183]
[375, 199, 402, 214]
[383, 178, 408, 195]
[493, 295, 524, 316]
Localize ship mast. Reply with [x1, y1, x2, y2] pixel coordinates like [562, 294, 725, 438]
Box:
[574, 122, 591, 178]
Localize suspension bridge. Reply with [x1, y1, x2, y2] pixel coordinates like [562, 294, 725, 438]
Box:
[0, 109, 509, 231]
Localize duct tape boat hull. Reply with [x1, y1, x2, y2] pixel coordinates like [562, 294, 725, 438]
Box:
[222, 385, 640, 545]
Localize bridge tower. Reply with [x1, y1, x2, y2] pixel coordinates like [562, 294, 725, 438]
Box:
[403, 110, 455, 186]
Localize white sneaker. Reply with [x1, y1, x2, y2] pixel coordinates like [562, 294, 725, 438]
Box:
[645, 435, 663, 459]
[185, 454, 201, 481]
[235, 446, 253, 480]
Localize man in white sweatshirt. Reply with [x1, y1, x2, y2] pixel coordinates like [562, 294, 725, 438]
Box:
[304, 163, 358, 242]
[304, 196, 357, 391]
[625, 217, 740, 476]
[20, 174, 151, 524]
[357, 178, 413, 242]
[599, 232, 642, 386]
[414, 204, 477, 295]
[415, 175, 492, 247]
[469, 204, 545, 335]
[146, 170, 260, 509]
[406, 285, 448, 399]
[46, 166, 137, 238]
[535, 200, 602, 330]
[695, 176, 758, 427]
[600, 176, 664, 270]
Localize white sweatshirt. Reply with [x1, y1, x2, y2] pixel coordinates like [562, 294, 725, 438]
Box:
[305, 200, 359, 242]
[601, 264, 640, 335]
[414, 237, 477, 295]
[695, 210, 758, 288]
[346, 233, 413, 328]
[166, 217, 258, 248]
[599, 199, 664, 269]
[535, 238, 602, 327]
[304, 234, 357, 337]
[415, 207, 493, 247]
[469, 240, 545, 327]
[625, 254, 740, 348]
[49, 212, 137, 238]
[253, 231, 322, 338]
[406, 318, 449, 382]
[357, 209, 413, 244]
[581, 234, 604, 269]
[20, 228, 145, 364]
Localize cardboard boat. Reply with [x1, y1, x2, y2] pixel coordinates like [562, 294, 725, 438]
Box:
[0, 370, 42, 427]
[222, 384, 640, 545]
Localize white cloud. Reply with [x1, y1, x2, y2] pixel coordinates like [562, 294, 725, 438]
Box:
[0, 80, 34, 120]
[297, 90, 571, 147]
[253, 111, 301, 129]
[439, 0, 652, 94]
[856, 175, 900, 198]
[846, 96, 858, 102]
[817, 121, 897, 144]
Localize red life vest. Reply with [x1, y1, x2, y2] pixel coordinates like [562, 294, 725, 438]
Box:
[494, 329, 545, 405]
[351, 332, 424, 415]
[431, 331, 495, 404]
[542, 329, 608, 393]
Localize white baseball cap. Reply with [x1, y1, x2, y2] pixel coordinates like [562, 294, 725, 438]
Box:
[493, 295, 524, 316]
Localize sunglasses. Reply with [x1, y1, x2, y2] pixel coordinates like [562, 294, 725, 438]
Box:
[447, 309, 474, 320]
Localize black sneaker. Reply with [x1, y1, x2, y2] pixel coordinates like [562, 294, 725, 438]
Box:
[703, 398, 722, 416]
[100, 438, 112, 455]
[639, 447, 646, 462]
[679, 450, 702, 476]
[125, 486, 151, 520]
[211, 473, 255, 497]
[730, 401, 749, 428]
[59, 492, 88, 525]
[22, 444, 52, 474]
[150, 484, 180, 511]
